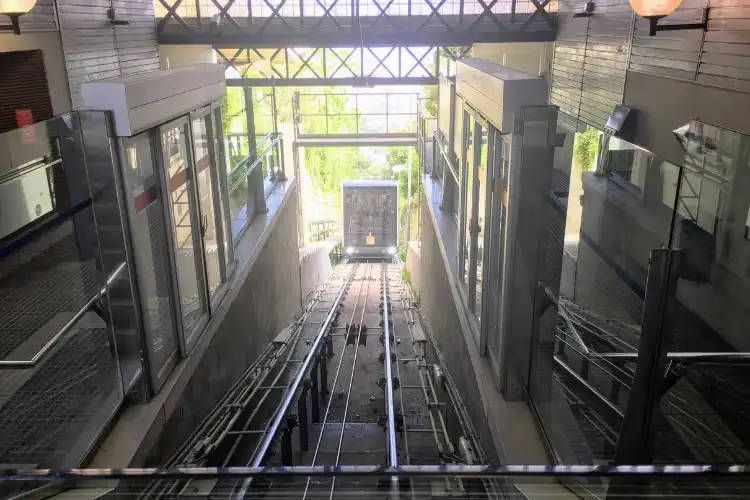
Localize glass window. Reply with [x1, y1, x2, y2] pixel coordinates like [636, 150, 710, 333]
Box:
[462, 114, 474, 286]
[475, 124, 488, 319]
[604, 137, 653, 195]
[123, 133, 179, 386]
[161, 119, 208, 344]
[192, 114, 222, 300]
[527, 128, 681, 468]
[213, 107, 235, 277]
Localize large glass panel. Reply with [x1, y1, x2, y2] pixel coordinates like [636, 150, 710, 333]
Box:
[223, 87, 249, 171]
[213, 107, 235, 277]
[653, 122, 750, 464]
[474, 123, 488, 318]
[489, 135, 511, 370]
[123, 133, 179, 385]
[0, 114, 122, 471]
[461, 115, 474, 285]
[527, 126, 681, 468]
[161, 119, 208, 344]
[192, 114, 222, 300]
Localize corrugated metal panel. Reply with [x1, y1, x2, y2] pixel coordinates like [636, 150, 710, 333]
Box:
[0, 50, 54, 134]
[580, 0, 631, 129]
[550, 0, 632, 130]
[698, 3, 750, 92]
[58, 0, 160, 108]
[629, 0, 706, 81]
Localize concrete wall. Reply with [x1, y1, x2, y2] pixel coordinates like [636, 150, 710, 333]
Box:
[0, 32, 72, 115]
[405, 241, 422, 294]
[137, 187, 301, 466]
[472, 42, 553, 82]
[418, 197, 500, 463]
[299, 240, 336, 300]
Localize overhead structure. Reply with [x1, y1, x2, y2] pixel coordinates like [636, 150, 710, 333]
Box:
[216, 46, 471, 87]
[156, 0, 556, 46]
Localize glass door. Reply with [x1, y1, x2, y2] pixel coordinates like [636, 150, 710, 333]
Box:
[122, 133, 181, 391]
[191, 107, 227, 308]
[459, 110, 474, 288]
[484, 131, 509, 370]
[159, 117, 210, 352]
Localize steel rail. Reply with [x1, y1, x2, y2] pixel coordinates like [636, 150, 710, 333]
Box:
[10, 464, 750, 480]
[247, 263, 358, 468]
[235, 263, 358, 500]
[300, 262, 371, 500]
[382, 263, 399, 469]
[222, 268, 348, 469]
[326, 263, 375, 500]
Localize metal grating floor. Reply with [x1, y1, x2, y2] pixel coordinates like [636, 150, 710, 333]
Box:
[0, 318, 119, 468]
[0, 227, 120, 468]
[0, 232, 99, 360]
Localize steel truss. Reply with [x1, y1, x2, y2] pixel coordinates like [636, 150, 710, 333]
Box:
[156, 0, 556, 46]
[216, 46, 470, 87]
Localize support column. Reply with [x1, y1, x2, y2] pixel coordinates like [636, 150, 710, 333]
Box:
[244, 86, 257, 162]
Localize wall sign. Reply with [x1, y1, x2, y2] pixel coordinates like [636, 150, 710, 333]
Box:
[15, 108, 36, 144]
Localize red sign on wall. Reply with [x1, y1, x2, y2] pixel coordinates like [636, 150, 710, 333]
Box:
[16, 109, 33, 127]
[15, 109, 36, 144]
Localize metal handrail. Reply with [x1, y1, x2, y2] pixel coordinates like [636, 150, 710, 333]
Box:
[0, 261, 127, 368]
[228, 133, 282, 192]
[382, 271, 398, 469]
[6, 463, 750, 480]
[543, 282, 750, 370]
[433, 131, 458, 183]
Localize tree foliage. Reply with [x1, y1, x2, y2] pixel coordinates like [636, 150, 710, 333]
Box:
[573, 127, 600, 171]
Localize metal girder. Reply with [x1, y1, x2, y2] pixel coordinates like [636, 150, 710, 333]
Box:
[228, 77, 438, 86]
[156, 0, 556, 46]
[218, 46, 454, 87]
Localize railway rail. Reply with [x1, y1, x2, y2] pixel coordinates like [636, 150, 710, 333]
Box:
[140, 258, 499, 499]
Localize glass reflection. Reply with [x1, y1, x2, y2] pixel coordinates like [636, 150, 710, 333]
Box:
[162, 120, 208, 341]
[475, 124, 487, 319]
[657, 122, 750, 463]
[462, 115, 474, 286]
[192, 114, 222, 299]
[123, 133, 179, 382]
[528, 126, 681, 467]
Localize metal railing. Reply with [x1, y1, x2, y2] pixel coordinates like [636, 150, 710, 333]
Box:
[417, 97, 437, 175]
[294, 92, 420, 137]
[416, 96, 459, 218]
[0, 261, 126, 368]
[307, 219, 341, 243]
[534, 247, 750, 469]
[6, 464, 750, 499]
[228, 132, 286, 243]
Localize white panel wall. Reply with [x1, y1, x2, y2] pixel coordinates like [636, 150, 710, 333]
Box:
[159, 45, 215, 69]
[472, 42, 553, 84]
[58, 0, 161, 108]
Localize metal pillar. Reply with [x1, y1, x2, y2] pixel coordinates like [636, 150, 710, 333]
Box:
[244, 86, 257, 162]
[614, 248, 683, 464]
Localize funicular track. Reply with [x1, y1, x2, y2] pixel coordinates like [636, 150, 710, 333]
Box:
[142, 259, 502, 499]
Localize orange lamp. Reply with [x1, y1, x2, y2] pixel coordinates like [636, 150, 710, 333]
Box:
[0, 0, 37, 34]
[629, 0, 683, 17]
[628, 0, 708, 36]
